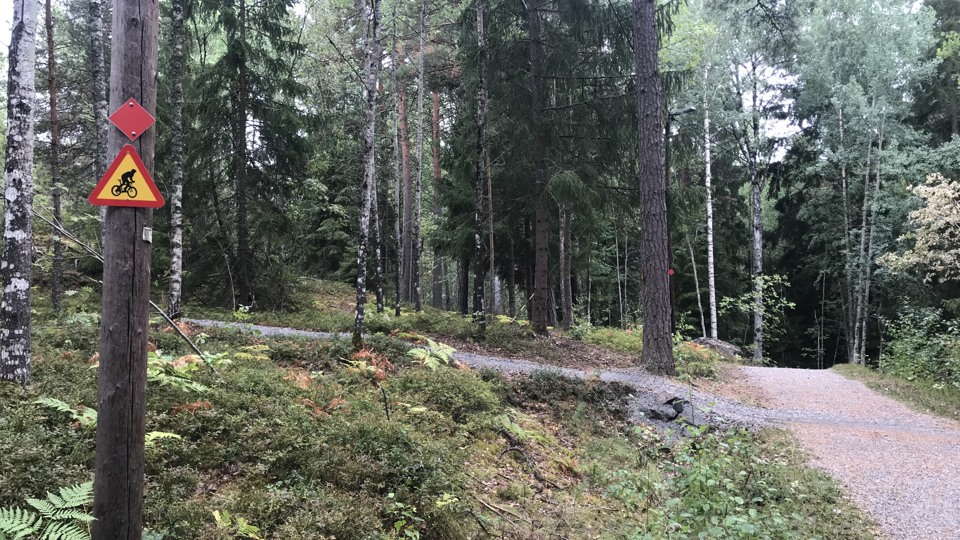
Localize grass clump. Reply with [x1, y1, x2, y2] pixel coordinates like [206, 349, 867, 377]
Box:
[674, 341, 723, 380]
[582, 327, 644, 355]
[833, 364, 960, 422]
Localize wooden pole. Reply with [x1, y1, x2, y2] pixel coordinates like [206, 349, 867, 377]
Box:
[92, 0, 158, 535]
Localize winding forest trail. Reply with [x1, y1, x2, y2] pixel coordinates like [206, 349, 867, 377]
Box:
[741, 367, 960, 540]
[186, 319, 960, 539]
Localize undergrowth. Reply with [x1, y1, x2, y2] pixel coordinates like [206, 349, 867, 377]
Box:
[2, 287, 875, 539]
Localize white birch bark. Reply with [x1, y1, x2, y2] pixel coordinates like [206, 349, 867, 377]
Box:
[411, 0, 427, 312]
[168, 0, 185, 318]
[0, 0, 39, 384]
[703, 62, 718, 340]
[353, 0, 381, 344]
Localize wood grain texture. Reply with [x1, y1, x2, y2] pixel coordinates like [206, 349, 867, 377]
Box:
[93, 0, 158, 535]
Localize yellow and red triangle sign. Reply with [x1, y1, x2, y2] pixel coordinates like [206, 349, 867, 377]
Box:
[89, 144, 164, 208]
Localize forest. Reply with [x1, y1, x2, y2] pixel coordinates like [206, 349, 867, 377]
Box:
[0, 0, 957, 371]
[0, 0, 959, 537]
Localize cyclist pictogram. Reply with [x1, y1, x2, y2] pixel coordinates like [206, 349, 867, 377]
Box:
[110, 169, 139, 198]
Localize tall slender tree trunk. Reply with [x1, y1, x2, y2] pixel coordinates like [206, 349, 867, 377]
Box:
[0, 0, 39, 385]
[45, 0, 63, 316]
[839, 106, 856, 363]
[232, 0, 252, 307]
[391, 16, 402, 317]
[858, 122, 885, 365]
[88, 0, 108, 239]
[615, 226, 623, 326]
[634, 0, 674, 373]
[559, 205, 573, 328]
[168, 0, 185, 318]
[372, 163, 384, 313]
[398, 80, 413, 301]
[687, 234, 706, 338]
[486, 150, 495, 314]
[508, 238, 517, 317]
[430, 90, 444, 309]
[412, 0, 427, 312]
[703, 63, 718, 339]
[353, 0, 382, 346]
[472, 0, 488, 333]
[852, 134, 875, 364]
[458, 256, 469, 315]
[525, 0, 550, 335]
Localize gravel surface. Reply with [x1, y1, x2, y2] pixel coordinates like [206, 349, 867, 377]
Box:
[742, 366, 960, 540]
[187, 319, 960, 537]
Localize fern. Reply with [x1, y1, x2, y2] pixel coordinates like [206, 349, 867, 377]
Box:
[144, 432, 183, 449]
[0, 482, 93, 540]
[406, 339, 456, 370]
[33, 399, 97, 429]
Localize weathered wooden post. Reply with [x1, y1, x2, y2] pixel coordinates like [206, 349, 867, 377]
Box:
[91, 0, 160, 535]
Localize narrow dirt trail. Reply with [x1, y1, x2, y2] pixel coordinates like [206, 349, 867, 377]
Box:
[741, 366, 960, 540]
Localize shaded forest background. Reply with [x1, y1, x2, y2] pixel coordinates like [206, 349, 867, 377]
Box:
[9, 0, 960, 368]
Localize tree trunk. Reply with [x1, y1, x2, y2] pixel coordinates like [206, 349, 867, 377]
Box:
[45, 0, 63, 316]
[703, 63, 718, 339]
[0, 0, 39, 385]
[167, 0, 185, 318]
[353, 0, 382, 345]
[615, 226, 623, 326]
[853, 134, 875, 364]
[839, 105, 856, 363]
[486, 150, 495, 314]
[687, 234, 706, 338]
[458, 256, 469, 315]
[526, 1, 550, 335]
[859, 121, 885, 365]
[92, 0, 158, 531]
[472, 0, 487, 333]
[398, 80, 413, 302]
[508, 238, 517, 317]
[559, 205, 573, 328]
[634, 0, 674, 374]
[232, 0, 252, 308]
[372, 159, 384, 313]
[390, 19, 402, 317]
[430, 90, 444, 309]
[412, 0, 427, 312]
[89, 0, 108, 239]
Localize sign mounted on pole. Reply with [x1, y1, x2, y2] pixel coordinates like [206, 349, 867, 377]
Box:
[109, 98, 155, 141]
[88, 144, 165, 208]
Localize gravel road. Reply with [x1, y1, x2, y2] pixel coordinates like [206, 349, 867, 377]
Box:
[187, 319, 960, 538]
[742, 366, 960, 540]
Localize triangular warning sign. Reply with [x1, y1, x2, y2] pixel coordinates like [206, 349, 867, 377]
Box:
[89, 145, 164, 208]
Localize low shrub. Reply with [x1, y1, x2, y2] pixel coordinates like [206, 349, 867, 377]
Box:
[674, 341, 723, 380]
[583, 327, 644, 355]
[881, 307, 960, 388]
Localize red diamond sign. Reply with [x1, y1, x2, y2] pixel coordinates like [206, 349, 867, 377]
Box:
[109, 98, 155, 141]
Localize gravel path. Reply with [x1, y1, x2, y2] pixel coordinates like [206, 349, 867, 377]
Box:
[187, 319, 960, 537]
[742, 366, 960, 540]
[186, 318, 770, 427]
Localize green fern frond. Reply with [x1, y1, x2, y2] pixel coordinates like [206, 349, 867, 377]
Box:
[52, 483, 92, 509]
[33, 398, 74, 415]
[38, 520, 90, 540]
[0, 506, 41, 538]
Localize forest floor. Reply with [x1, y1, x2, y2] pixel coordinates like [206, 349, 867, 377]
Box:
[185, 315, 960, 539]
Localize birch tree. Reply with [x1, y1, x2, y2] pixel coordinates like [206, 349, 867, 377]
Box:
[168, 0, 186, 318]
[354, 0, 382, 345]
[88, 0, 108, 237]
[0, 0, 39, 384]
[45, 0, 62, 316]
